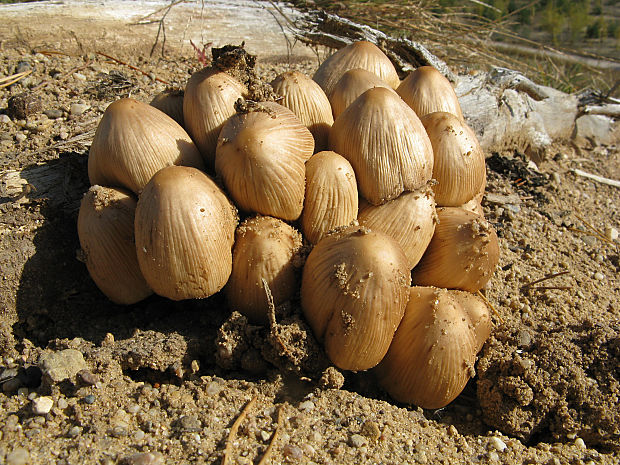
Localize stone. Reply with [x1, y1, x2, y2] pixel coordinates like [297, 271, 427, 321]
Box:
[6, 448, 30, 465]
[489, 436, 507, 452]
[349, 433, 368, 448]
[70, 103, 90, 116]
[122, 452, 165, 465]
[39, 349, 87, 384]
[32, 396, 54, 415]
[44, 109, 63, 119]
[573, 114, 616, 146]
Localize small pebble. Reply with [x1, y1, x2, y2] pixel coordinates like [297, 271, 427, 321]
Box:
[488, 451, 500, 462]
[67, 426, 81, 438]
[575, 437, 586, 449]
[83, 394, 96, 404]
[15, 132, 27, 143]
[123, 452, 164, 465]
[605, 226, 618, 241]
[282, 444, 303, 460]
[299, 400, 315, 412]
[6, 448, 30, 465]
[0, 114, 10, 123]
[57, 398, 68, 409]
[73, 72, 87, 81]
[78, 369, 99, 385]
[179, 415, 201, 432]
[489, 436, 507, 452]
[32, 396, 54, 415]
[59, 129, 69, 140]
[594, 272, 605, 281]
[110, 425, 128, 437]
[260, 430, 271, 442]
[349, 433, 368, 448]
[17, 387, 28, 397]
[70, 103, 89, 116]
[133, 429, 145, 441]
[128, 403, 140, 414]
[44, 109, 63, 119]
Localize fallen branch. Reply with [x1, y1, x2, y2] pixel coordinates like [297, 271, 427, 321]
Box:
[222, 396, 258, 465]
[572, 169, 620, 188]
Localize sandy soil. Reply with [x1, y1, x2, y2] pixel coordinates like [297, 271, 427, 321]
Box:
[0, 2, 619, 464]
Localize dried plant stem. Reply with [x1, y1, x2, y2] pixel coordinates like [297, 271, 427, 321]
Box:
[574, 212, 617, 245]
[527, 286, 572, 291]
[257, 404, 285, 465]
[221, 396, 258, 465]
[0, 70, 32, 89]
[520, 270, 569, 290]
[476, 291, 504, 325]
[95, 51, 170, 85]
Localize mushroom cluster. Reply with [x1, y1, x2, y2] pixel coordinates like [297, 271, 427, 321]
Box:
[78, 41, 499, 409]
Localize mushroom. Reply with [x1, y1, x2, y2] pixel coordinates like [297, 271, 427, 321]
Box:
[77, 185, 152, 305]
[88, 98, 205, 194]
[421, 111, 486, 207]
[301, 226, 411, 371]
[329, 68, 396, 119]
[375, 286, 484, 409]
[134, 165, 238, 301]
[184, 67, 248, 171]
[358, 185, 436, 269]
[271, 71, 334, 152]
[330, 87, 434, 205]
[302, 151, 358, 244]
[150, 87, 185, 128]
[412, 207, 499, 293]
[226, 216, 303, 325]
[313, 41, 400, 99]
[215, 102, 314, 221]
[396, 66, 463, 119]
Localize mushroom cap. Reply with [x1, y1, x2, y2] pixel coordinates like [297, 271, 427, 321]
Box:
[215, 102, 315, 221]
[184, 67, 248, 171]
[330, 87, 434, 205]
[412, 207, 499, 293]
[88, 98, 205, 194]
[150, 88, 185, 128]
[358, 185, 437, 269]
[375, 286, 479, 409]
[313, 41, 400, 99]
[301, 226, 411, 371]
[134, 165, 238, 301]
[397, 66, 463, 119]
[302, 151, 358, 244]
[226, 215, 303, 325]
[271, 70, 334, 152]
[78, 185, 152, 305]
[329, 68, 396, 119]
[421, 111, 486, 207]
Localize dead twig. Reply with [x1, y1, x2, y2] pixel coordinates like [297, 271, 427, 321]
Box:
[221, 396, 258, 465]
[95, 51, 170, 85]
[148, 0, 185, 57]
[0, 70, 32, 89]
[520, 270, 570, 290]
[257, 404, 285, 465]
[476, 290, 504, 324]
[572, 169, 620, 188]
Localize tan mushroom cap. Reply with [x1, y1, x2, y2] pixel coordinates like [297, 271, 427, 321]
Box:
[329, 68, 396, 119]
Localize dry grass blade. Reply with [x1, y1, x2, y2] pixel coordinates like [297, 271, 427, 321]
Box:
[520, 270, 570, 290]
[476, 290, 504, 325]
[221, 396, 258, 465]
[573, 212, 617, 246]
[257, 404, 285, 465]
[0, 70, 32, 89]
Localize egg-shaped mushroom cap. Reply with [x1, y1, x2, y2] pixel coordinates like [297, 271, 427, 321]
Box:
[88, 98, 205, 194]
[375, 286, 479, 409]
[150, 88, 185, 128]
[301, 226, 411, 371]
[184, 67, 248, 171]
[313, 41, 400, 99]
[397, 66, 463, 119]
[302, 151, 358, 244]
[330, 68, 396, 119]
[412, 207, 499, 293]
[134, 165, 238, 301]
[215, 102, 314, 221]
[421, 111, 486, 207]
[330, 87, 434, 205]
[78, 185, 152, 305]
[271, 71, 334, 152]
[226, 215, 303, 325]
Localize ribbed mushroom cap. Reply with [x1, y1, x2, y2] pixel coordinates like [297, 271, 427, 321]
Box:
[302, 151, 358, 244]
[150, 88, 185, 128]
[330, 87, 434, 205]
[375, 286, 479, 409]
[451, 290, 492, 352]
[421, 112, 486, 207]
[226, 216, 303, 325]
[397, 66, 463, 119]
[301, 226, 411, 371]
[329, 68, 396, 119]
[134, 165, 238, 301]
[184, 68, 247, 170]
[215, 102, 315, 221]
[88, 98, 205, 194]
[78, 185, 152, 305]
[412, 207, 499, 293]
[313, 41, 400, 99]
[358, 185, 437, 269]
[271, 71, 334, 152]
